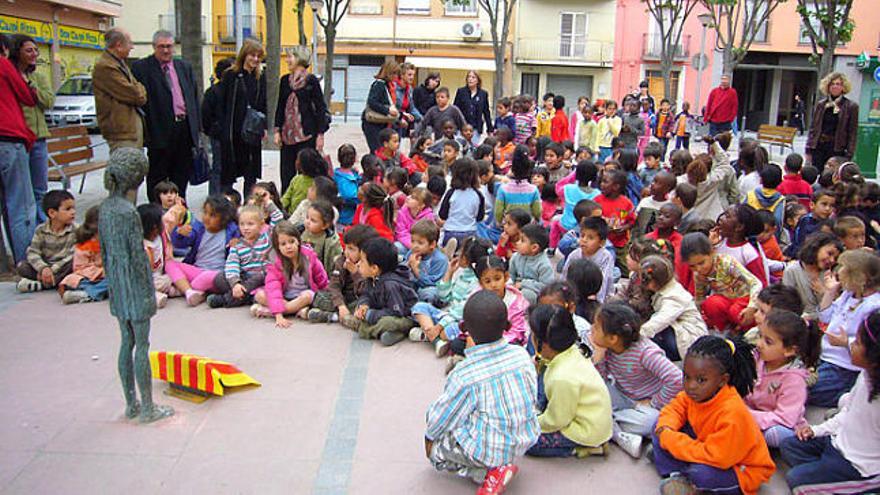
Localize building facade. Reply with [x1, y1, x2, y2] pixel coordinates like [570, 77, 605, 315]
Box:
[512, 0, 615, 114]
[0, 0, 120, 88]
[328, 0, 501, 117]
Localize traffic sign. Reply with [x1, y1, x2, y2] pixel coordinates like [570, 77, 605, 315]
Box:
[874, 65, 880, 85]
[692, 53, 708, 71]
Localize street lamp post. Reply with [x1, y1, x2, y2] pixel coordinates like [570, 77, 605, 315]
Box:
[695, 12, 713, 118]
[235, 0, 244, 52]
[308, 0, 324, 74]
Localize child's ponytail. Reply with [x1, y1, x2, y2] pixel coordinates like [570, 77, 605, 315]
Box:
[687, 335, 757, 398]
[764, 309, 823, 368]
[858, 309, 880, 402]
[381, 195, 395, 230]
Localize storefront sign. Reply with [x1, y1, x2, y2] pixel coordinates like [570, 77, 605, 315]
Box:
[0, 15, 102, 50]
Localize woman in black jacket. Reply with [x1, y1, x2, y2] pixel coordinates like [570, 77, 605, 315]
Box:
[201, 57, 234, 196]
[412, 72, 440, 117]
[274, 46, 330, 193]
[453, 70, 493, 145]
[220, 39, 267, 196]
[361, 60, 400, 153]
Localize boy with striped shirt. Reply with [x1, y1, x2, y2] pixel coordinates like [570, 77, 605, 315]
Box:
[208, 205, 272, 308]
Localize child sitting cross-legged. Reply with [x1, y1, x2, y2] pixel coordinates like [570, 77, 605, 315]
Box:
[289, 176, 340, 229]
[424, 290, 539, 493]
[653, 335, 775, 495]
[207, 204, 271, 309]
[562, 217, 614, 302]
[17, 190, 77, 293]
[527, 304, 612, 458]
[308, 225, 378, 324]
[406, 219, 449, 304]
[344, 237, 418, 346]
[59, 206, 109, 305]
[496, 209, 531, 260]
[635, 170, 676, 236]
[138, 203, 176, 307]
[779, 309, 880, 494]
[302, 200, 343, 273]
[394, 188, 434, 255]
[252, 221, 328, 328]
[509, 223, 555, 305]
[409, 236, 493, 355]
[589, 302, 682, 458]
[744, 309, 822, 448]
[550, 159, 599, 251]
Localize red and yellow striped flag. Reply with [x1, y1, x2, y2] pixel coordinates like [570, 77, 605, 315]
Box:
[149, 351, 260, 396]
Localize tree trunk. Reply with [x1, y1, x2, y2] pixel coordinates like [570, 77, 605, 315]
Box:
[297, 0, 308, 46]
[661, 62, 673, 104]
[722, 48, 735, 79]
[323, 26, 335, 106]
[177, 0, 204, 95]
[264, 0, 282, 142]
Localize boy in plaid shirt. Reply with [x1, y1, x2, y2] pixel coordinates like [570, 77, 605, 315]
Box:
[425, 290, 539, 494]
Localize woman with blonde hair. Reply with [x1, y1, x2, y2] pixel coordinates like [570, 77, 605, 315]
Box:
[273, 45, 329, 193]
[807, 72, 858, 172]
[220, 38, 267, 195]
[362, 60, 400, 152]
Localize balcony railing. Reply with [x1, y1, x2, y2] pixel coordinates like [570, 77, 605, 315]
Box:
[642, 33, 691, 60]
[216, 15, 264, 44]
[515, 38, 613, 66]
[158, 14, 208, 43]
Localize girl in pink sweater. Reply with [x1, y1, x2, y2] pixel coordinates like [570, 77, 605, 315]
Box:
[394, 188, 434, 254]
[252, 221, 328, 328]
[472, 255, 528, 345]
[745, 308, 822, 447]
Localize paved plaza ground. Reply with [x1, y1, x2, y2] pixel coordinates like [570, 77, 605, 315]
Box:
[0, 122, 804, 493]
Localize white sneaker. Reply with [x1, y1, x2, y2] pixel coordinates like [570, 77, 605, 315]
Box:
[186, 289, 206, 307]
[250, 303, 272, 318]
[155, 292, 168, 309]
[445, 355, 464, 375]
[17, 278, 42, 292]
[614, 431, 643, 459]
[441, 237, 458, 261]
[434, 338, 450, 357]
[408, 327, 427, 342]
[62, 290, 90, 305]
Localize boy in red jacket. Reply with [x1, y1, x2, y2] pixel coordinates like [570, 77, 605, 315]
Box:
[550, 95, 570, 143]
[776, 153, 812, 210]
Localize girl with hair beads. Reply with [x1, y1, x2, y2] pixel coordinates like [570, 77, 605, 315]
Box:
[281, 147, 329, 215]
[808, 249, 880, 407]
[352, 183, 395, 241]
[638, 255, 708, 362]
[494, 145, 542, 224]
[681, 232, 763, 332]
[383, 166, 410, 214]
[526, 304, 612, 458]
[653, 335, 775, 495]
[438, 158, 485, 249]
[59, 206, 109, 304]
[252, 220, 328, 327]
[564, 258, 603, 327]
[208, 204, 272, 309]
[590, 302, 682, 458]
[360, 154, 383, 185]
[289, 175, 340, 227]
[168, 195, 241, 306]
[715, 203, 769, 286]
[745, 309, 822, 448]
[780, 309, 880, 493]
[302, 200, 343, 273]
[394, 188, 434, 254]
[251, 181, 285, 226]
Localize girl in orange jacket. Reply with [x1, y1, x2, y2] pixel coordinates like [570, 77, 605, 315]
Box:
[652, 335, 775, 495]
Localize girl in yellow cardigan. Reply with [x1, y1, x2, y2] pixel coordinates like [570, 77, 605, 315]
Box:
[653, 335, 775, 495]
[526, 304, 612, 457]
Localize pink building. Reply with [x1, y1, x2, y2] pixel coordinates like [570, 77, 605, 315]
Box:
[611, 0, 716, 114]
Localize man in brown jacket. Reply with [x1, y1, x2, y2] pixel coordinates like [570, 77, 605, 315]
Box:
[93, 28, 147, 151]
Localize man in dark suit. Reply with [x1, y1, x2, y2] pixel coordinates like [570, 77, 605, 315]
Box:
[132, 30, 201, 202]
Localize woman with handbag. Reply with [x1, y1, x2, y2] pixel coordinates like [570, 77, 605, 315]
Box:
[806, 72, 858, 171]
[273, 46, 330, 194]
[362, 61, 400, 153]
[220, 38, 267, 196]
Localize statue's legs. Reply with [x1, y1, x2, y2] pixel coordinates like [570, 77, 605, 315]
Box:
[116, 318, 139, 418]
[131, 319, 173, 423]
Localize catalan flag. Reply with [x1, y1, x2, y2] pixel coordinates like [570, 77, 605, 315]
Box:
[149, 351, 260, 396]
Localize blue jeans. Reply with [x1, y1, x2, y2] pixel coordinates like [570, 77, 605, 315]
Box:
[780, 435, 874, 491]
[763, 425, 795, 448]
[29, 139, 48, 223]
[209, 137, 223, 196]
[652, 423, 741, 494]
[79, 278, 109, 301]
[0, 141, 37, 263]
[808, 360, 859, 407]
[411, 301, 461, 339]
[709, 121, 732, 137]
[441, 230, 475, 249]
[652, 327, 682, 361]
[526, 431, 581, 457]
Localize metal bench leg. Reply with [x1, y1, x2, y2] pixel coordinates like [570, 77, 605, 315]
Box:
[79, 171, 87, 194]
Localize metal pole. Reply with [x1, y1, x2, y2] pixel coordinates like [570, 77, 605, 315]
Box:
[312, 12, 318, 70]
[50, 9, 61, 90]
[695, 23, 707, 118]
[235, 0, 244, 51]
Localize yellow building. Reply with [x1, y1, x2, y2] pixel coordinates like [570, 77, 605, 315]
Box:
[513, 0, 615, 113]
[211, 0, 314, 81]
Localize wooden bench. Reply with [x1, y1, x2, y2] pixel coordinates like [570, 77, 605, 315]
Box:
[757, 124, 797, 156]
[46, 125, 107, 193]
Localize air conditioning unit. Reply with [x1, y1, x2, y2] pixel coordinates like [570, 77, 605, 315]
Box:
[460, 21, 482, 41]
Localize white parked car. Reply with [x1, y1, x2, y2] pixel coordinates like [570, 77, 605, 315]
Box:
[45, 75, 97, 130]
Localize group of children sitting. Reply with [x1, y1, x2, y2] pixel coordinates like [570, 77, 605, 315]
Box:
[13, 115, 880, 495]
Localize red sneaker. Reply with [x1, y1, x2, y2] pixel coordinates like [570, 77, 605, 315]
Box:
[476, 464, 519, 495]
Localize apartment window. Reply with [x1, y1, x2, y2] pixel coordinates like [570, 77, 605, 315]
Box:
[745, 0, 769, 43]
[645, 70, 680, 103]
[350, 0, 382, 14]
[398, 0, 430, 14]
[797, 2, 843, 45]
[560, 12, 587, 58]
[445, 0, 476, 15]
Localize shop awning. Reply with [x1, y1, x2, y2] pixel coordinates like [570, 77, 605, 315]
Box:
[405, 56, 496, 72]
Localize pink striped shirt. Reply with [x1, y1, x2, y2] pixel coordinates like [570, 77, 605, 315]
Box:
[595, 338, 682, 409]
